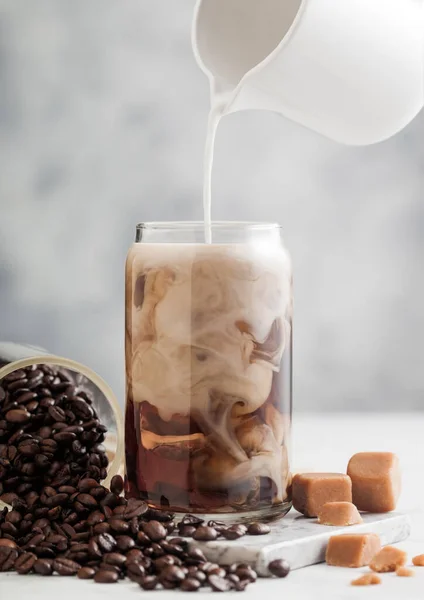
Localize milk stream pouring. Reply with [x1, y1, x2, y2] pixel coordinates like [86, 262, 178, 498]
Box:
[193, 0, 424, 242]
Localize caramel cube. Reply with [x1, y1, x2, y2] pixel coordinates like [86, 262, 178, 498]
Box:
[292, 473, 352, 517]
[318, 502, 363, 526]
[326, 533, 381, 568]
[347, 452, 401, 513]
[369, 546, 407, 572]
[351, 574, 381, 586]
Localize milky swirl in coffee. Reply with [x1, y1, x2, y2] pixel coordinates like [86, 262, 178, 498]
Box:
[126, 242, 292, 505]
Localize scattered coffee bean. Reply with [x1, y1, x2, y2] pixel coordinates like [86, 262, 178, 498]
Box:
[209, 574, 232, 592]
[181, 577, 201, 591]
[53, 557, 81, 575]
[179, 524, 197, 537]
[14, 551, 36, 574]
[97, 532, 117, 553]
[94, 568, 118, 583]
[221, 524, 247, 540]
[139, 575, 158, 590]
[77, 566, 96, 579]
[268, 558, 291, 578]
[33, 558, 53, 576]
[110, 475, 124, 496]
[193, 526, 218, 541]
[142, 520, 167, 542]
[247, 522, 271, 535]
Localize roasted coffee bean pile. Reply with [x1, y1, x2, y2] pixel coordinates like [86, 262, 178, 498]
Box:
[0, 364, 109, 501]
[0, 474, 290, 591]
[0, 365, 291, 591]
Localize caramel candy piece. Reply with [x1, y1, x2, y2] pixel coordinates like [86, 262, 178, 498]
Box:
[412, 554, 424, 566]
[326, 533, 381, 567]
[369, 546, 407, 572]
[318, 502, 363, 526]
[292, 473, 352, 517]
[351, 574, 381, 586]
[347, 452, 401, 513]
[396, 567, 414, 577]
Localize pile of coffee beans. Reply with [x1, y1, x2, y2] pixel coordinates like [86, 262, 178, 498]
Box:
[0, 365, 291, 591]
[0, 364, 109, 500]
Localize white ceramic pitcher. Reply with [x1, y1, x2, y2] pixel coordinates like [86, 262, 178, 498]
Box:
[192, 0, 424, 145]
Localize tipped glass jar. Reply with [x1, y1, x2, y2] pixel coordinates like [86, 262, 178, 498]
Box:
[125, 222, 293, 521]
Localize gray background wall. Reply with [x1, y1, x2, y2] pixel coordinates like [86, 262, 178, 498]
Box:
[1, 0, 423, 411]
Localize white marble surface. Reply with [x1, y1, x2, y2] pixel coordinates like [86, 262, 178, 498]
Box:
[2, 413, 424, 598]
[192, 512, 410, 574]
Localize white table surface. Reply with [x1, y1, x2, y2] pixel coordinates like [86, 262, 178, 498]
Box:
[1, 413, 424, 599]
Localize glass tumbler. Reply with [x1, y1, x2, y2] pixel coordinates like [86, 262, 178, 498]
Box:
[125, 222, 293, 521]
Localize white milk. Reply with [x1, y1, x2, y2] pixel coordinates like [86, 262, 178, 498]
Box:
[203, 102, 226, 244]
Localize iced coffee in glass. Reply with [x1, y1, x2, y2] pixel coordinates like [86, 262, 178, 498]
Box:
[125, 222, 292, 520]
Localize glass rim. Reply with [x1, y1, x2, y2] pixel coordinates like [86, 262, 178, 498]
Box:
[136, 221, 281, 231]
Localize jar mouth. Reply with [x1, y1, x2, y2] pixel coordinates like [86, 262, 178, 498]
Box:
[137, 221, 281, 231]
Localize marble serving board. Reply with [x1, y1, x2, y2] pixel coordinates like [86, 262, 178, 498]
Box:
[189, 511, 411, 576]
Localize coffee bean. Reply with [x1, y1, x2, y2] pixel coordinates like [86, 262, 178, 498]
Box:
[181, 577, 201, 591]
[193, 526, 218, 541]
[103, 552, 126, 566]
[1, 522, 18, 536]
[247, 522, 271, 535]
[76, 493, 97, 508]
[34, 558, 53, 575]
[155, 555, 177, 570]
[4, 370, 26, 383]
[97, 532, 117, 552]
[53, 432, 76, 444]
[123, 499, 148, 519]
[0, 538, 18, 549]
[61, 523, 76, 538]
[268, 558, 290, 578]
[221, 526, 245, 540]
[48, 406, 66, 422]
[139, 575, 158, 590]
[181, 514, 205, 527]
[179, 524, 197, 537]
[195, 570, 207, 583]
[110, 475, 124, 496]
[45, 493, 68, 508]
[87, 510, 104, 526]
[88, 538, 102, 559]
[5, 409, 30, 424]
[126, 548, 144, 563]
[234, 579, 250, 591]
[94, 568, 118, 583]
[147, 508, 174, 522]
[142, 520, 167, 542]
[209, 574, 231, 592]
[14, 552, 36, 574]
[209, 567, 227, 578]
[0, 546, 18, 571]
[161, 565, 185, 583]
[127, 561, 146, 581]
[236, 566, 257, 582]
[77, 566, 96, 579]
[108, 518, 129, 534]
[93, 522, 110, 535]
[53, 557, 81, 575]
